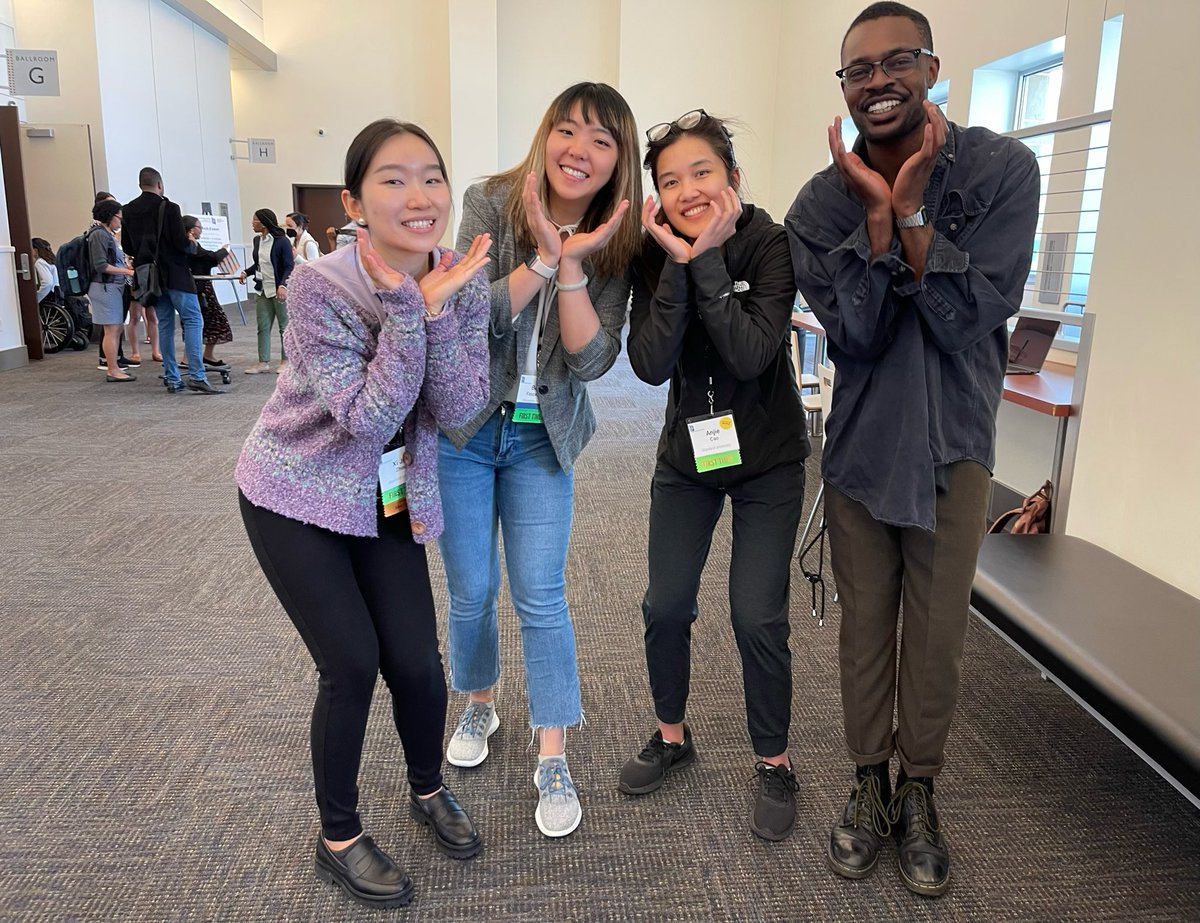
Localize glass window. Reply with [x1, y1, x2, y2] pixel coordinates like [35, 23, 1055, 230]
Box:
[1014, 62, 1063, 131]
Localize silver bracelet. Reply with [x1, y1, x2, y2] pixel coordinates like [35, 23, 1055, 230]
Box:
[556, 274, 589, 292]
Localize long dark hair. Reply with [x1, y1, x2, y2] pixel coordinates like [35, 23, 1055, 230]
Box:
[254, 208, 286, 238]
[32, 237, 55, 263]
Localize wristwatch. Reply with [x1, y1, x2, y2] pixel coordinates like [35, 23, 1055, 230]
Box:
[527, 253, 558, 280]
[895, 206, 928, 229]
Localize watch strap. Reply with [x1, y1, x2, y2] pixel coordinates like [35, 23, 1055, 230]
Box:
[895, 206, 928, 229]
[528, 254, 558, 280]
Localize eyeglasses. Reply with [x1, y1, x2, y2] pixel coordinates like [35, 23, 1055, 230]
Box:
[836, 48, 933, 88]
[645, 108, 730, 143]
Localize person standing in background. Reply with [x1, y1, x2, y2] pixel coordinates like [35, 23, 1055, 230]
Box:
[88, 199, 136, 382]
[122, 167, 221, 394]
[241, 209, 295, 375]
[182, 215, 234, 372]
[287, 212, 322, 263]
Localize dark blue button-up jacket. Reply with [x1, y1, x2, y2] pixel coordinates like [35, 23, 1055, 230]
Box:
[785, 122, 1040, 530]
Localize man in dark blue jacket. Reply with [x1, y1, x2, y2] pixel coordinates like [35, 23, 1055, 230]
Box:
[123, 167, 222, 394]
[786, 1, 1039, 897]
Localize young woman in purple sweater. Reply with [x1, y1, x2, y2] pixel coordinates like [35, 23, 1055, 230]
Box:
[235, 120, 491, 910]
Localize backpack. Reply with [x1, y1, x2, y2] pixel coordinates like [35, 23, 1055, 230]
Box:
[56, 227, 100, 296]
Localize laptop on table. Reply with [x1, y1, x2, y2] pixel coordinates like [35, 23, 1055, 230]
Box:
[1006, 317, 1061, 375]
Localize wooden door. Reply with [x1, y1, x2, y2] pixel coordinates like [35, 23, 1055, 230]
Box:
[20, 124, 96, 255]
[0, 107, 43, 360]
[293, 184, 346, 255]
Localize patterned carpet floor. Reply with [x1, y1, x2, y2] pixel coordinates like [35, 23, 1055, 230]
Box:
[1, 327, 1197, 922]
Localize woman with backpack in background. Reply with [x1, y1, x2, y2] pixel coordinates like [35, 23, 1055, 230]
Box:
[89, 199, 137, 382]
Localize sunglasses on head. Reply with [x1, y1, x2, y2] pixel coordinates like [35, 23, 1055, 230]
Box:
[645, 109, 732, 143]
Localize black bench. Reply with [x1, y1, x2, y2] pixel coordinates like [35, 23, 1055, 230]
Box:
[971, 533, 1200, 807]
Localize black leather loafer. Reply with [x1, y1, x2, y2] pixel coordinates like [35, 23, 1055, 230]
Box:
[409, 786, 481, 859]
[313, 834, 414, 909]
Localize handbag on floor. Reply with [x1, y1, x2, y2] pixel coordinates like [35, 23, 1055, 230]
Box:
[989, 480, 1053, 534]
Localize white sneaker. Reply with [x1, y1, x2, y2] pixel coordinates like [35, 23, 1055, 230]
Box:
[534, 756, 581, 838]
[446, 701, 499, 768]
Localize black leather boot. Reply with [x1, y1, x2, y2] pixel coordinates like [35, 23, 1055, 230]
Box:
[890, 773, 950, 896]
[828, 762, 892, 879]
[314, 834, 414, 908]
[409, 785, 482, 859]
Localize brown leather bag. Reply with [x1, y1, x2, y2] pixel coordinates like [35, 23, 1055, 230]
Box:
[989, 480, 1053, 534]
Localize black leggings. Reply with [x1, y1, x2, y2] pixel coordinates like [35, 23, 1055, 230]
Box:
[239, 491, 447, 840]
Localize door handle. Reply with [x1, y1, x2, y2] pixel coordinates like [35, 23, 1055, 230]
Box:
[18, 252, 31, 281]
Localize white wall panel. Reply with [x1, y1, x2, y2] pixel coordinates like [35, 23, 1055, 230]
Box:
[148, 0, 205, 209]
[193, 21, 243, 244]
[94, 0, 162, 200]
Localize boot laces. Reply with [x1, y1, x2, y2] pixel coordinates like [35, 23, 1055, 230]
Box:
[889, 780, 940, 840]
[852, 771, 892, 836]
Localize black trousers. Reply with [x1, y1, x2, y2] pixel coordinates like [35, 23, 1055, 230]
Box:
[641, 459, 805, 757]
[239, 492, 447, 840]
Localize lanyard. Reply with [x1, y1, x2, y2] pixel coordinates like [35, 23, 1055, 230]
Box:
[523, 223, 577, 378]
[523, 278, 558, 378]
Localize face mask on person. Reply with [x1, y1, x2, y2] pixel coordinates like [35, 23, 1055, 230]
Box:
[286, 228, 297, 239]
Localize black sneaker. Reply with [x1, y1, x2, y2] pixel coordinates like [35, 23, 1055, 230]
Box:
[751, 761, 799, 841]
[890, 775, 950, 897]
[618, 725, 696, 795]
[828, 762, 892, 879]
[97, 358, 131, 371]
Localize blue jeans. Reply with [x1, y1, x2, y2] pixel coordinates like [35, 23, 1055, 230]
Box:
[437, 409, 581, 729]
[156, 288, 207, 385]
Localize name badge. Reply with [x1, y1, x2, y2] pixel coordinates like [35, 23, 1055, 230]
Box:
[686, 411, 742, 472]
[512, 373, 544, 424]
[378, 447, 408, 516]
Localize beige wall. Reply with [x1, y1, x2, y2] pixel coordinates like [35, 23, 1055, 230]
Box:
[232, 0, 451, 232]
[1066, 0, 1200, 598]
[14, 0, 107, 186]
[497, 0, 620, 172]
[619, 0, 783, 214]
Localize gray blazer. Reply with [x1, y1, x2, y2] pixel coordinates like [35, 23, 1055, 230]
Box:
[443, 181, 632, 472]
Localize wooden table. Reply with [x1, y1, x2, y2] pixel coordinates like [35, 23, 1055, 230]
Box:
[1002, 361, 1074, 417]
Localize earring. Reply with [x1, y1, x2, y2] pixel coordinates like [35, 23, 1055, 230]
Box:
[355, 218, 368, 227]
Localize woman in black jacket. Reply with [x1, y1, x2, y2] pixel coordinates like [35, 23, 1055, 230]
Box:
[239, 208, 294, 374]
[183, 216, 233, 371]
[619, 111, 810, 842]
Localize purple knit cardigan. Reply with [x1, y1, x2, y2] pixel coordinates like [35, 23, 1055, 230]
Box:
[235, 243, 490, 540]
